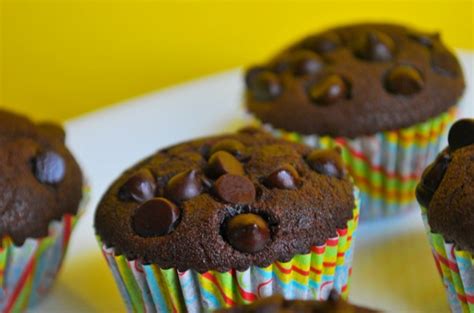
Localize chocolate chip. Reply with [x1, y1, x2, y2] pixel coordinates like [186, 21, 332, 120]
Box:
[214, 174, 256, 204]
[119, 169, 156, 203]
[207, 151, 245, 178]
[352, 30, 395, 61]
[385, 65, 424, 95]
[289, 50, 324, 76]
[224, 213, 270, 253]
[448, 119, 474, 151]
[33, 151, 66, 184]
[307, 149, 345, 178]
[416, 152, 451, 208]
[302, 32, 341, 53]
[408, 31, 439, 48]
[165, 169, 202, 203]
[270, 54, 291, 73]
[327, 289, 341, 302]
[245, 66, 265, 87]
[415, 184, 433, 210]
[198, 144, 211, 158]
[132, 198, 180, 237]
[210, 139, 245, 157]
[201, 175, 214, 189]
[308, 74, 348, 105]
[432, 48, 459, 77]
[38, 123, 66, 143]
[247, 71, 282, 101]
[264, 164, 299, 189]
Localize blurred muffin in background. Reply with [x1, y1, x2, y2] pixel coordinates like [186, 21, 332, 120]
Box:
[416, 118, 474, 313]
[244, 23, 465, 220]
[0, 109, 86, 312]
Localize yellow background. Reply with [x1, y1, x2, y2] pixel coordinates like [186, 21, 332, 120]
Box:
[1, 0, 473, 122]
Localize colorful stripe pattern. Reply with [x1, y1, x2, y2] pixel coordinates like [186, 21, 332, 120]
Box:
[258, 108, 456, 220]
[100, 196, 359, 312]
[421, 207, 474, 313]
[0, 186, 89, 313]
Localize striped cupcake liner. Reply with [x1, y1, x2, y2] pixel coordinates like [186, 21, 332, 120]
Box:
[99, 195, 360, 312]
[0, 186, 90, 313]
[421, 207, 474, 313]
[253, 107, 456, 220]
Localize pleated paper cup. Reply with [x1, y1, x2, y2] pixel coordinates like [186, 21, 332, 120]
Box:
[99, 193, 360, 313]
[251, 108, 456, 220]
[421, 207, 474, 313]
[0, 186, 90, 313]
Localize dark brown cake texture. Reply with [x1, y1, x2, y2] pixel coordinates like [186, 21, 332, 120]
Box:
[0, 109, 83, 246]
[215, 291, 378, 313]
[416, 118, 474, 253]
[95, 128, 355, 273]
[245, 23, 465, 138]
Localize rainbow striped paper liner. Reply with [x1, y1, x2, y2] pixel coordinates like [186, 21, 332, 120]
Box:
[252, 107, 456, 220]
[0, 185, 90, 313]
[421, 207, 474, 313]
[100, 195, 359, 312]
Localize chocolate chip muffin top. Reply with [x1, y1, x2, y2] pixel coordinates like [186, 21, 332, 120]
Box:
[215, 292, 378, 313]
[245, 23, 465, 138]
[416, 118, 474, 253]
[95, 128, 355, 272]
[0, 110, 83, 246]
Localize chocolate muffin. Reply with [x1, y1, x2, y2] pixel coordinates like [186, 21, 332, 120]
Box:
[95, 128, 359, 311]
[417, 118, 474, 252]
[245, 23, 464, 137]
[416, 118, 474, 312]
[244, 23, 465, 219]
[0, 109, 83, 244]
[215, 292, 378, 313]
[0, 109, 84, 312]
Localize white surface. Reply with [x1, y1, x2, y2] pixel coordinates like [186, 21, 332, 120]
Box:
[37, 51, 474, 313]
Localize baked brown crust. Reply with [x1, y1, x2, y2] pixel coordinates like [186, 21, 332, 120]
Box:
[245, 23, 465, 138]
[0, 110, 83, 246]
[95, 129, 355, 272]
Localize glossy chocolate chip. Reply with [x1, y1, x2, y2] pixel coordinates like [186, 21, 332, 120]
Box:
[214, 174, 256, 204]
[307, 149, 345, 178]
[416, 152, 451, 208]
[119, 169, 156, 203]
[448, 119, 474, 151]
[37, 123, 66, 143]
[33, 151, 66, 184]
[385, 65, 424, 95]
[308, 74, 348, 105]
[352, 30, 395, 61]
[290, 50, 324, 76]
[408, 31, 439, 48]
[247, 71, 282, 101]
[207, 151, 245, 178]
[210, 139, 245, 157]
[432, 48, 459, 77]
[132, 198, 180, 237]
[302, 32, 341, 53]
[165, 169, 202, 203]
[224, 213, 270, 253]
[265, 164, 299, 189]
